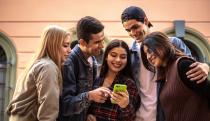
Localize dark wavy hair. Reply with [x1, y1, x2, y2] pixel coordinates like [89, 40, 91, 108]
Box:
[99, 39, 133, 80]
[140, 31, 184, 73]
[76, 16, 104, 43]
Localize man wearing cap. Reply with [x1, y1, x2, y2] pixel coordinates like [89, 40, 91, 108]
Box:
[121, 6, 209, 121]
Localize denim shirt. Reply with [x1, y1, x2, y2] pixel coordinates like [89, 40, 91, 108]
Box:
[130, 37, 192, 121]
[130, 41, 141, 95]
[59, 45, 98, 121]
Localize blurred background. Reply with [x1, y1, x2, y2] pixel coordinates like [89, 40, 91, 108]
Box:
[0, 0, 210, 120]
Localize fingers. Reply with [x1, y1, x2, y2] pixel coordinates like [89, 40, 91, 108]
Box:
[188, 62, 209, 76]
[189, 62, 199, 68]
[100, 91, 109, 99]
[186, 64, 200, 76]
[187, 69, 202, 80]
[89, 115, 96, 121]
[111, 93, 119, 102]
[111, 91, 128, 102]
[187, 62, 208, 83]
[87, 114, 96, 121]
[99, 87, 111, 95]
[96, 91, 108, 103]
[120, 90, 129, 95]
[87, 115, 91, 121]
[111, 91, 129, 108]
[99, 87, 111, 99]
[115, 91, 128, 97]
[196, 75, 208, 84]
[187, 70, 207, 83]
[90, 87, 111, 103]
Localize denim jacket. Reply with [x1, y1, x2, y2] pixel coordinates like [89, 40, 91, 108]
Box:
[130, 37, 192, 121]
[59, 45, 97, 121]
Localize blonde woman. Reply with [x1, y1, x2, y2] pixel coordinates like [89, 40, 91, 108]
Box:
[7, 25, 71, 121]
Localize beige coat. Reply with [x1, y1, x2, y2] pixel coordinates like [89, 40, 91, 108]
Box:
[7, 57, 62, 121]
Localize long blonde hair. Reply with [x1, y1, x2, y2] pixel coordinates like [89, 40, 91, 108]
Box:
[19, 25, 70, 82]
[35, 25, 70, 69]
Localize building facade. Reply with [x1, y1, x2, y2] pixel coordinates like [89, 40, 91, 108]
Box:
[0, 0, 210, 120]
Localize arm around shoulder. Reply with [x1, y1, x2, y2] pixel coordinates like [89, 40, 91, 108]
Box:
[178, 58, 210, 100]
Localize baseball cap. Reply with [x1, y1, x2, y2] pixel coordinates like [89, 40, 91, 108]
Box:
[121, 6, 153, 27]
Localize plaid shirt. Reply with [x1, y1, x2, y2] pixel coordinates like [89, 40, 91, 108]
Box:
[88, 74, 140, 121]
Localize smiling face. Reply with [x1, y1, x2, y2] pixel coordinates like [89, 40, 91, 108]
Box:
[143, 45, 163, 67]
[123, 19, 149, 43]
[61, 35, 71, 63]
[85, 31, 105, 56]
[106, 47, 127, 74]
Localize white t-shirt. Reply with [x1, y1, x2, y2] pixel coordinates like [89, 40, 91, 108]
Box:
[135, 44, 157, 121]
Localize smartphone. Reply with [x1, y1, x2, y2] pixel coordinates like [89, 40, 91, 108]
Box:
[113, 84, 127, 93]
[111, 84, 127, 104]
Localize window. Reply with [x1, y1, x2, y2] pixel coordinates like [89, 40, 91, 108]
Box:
[181, 39, 203, 61]
[0, 33, 17, 121]
[165, 27, 210, 79]
[165, 27, 210, 63]
[0, 45, 6, 121]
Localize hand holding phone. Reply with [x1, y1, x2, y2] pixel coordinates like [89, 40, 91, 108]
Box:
[111, 84, 127, 104]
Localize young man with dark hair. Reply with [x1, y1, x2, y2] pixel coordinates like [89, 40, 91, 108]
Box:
[59, 16, 111, 121]
[121, 6, 209, 121]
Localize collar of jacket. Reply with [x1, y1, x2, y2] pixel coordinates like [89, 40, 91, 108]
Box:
[73, 44, 91, 66]
[131, 41, 139, 52]
[131, 40, 140, 53]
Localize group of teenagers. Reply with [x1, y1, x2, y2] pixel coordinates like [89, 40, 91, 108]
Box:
[6, 6, 210, 121]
